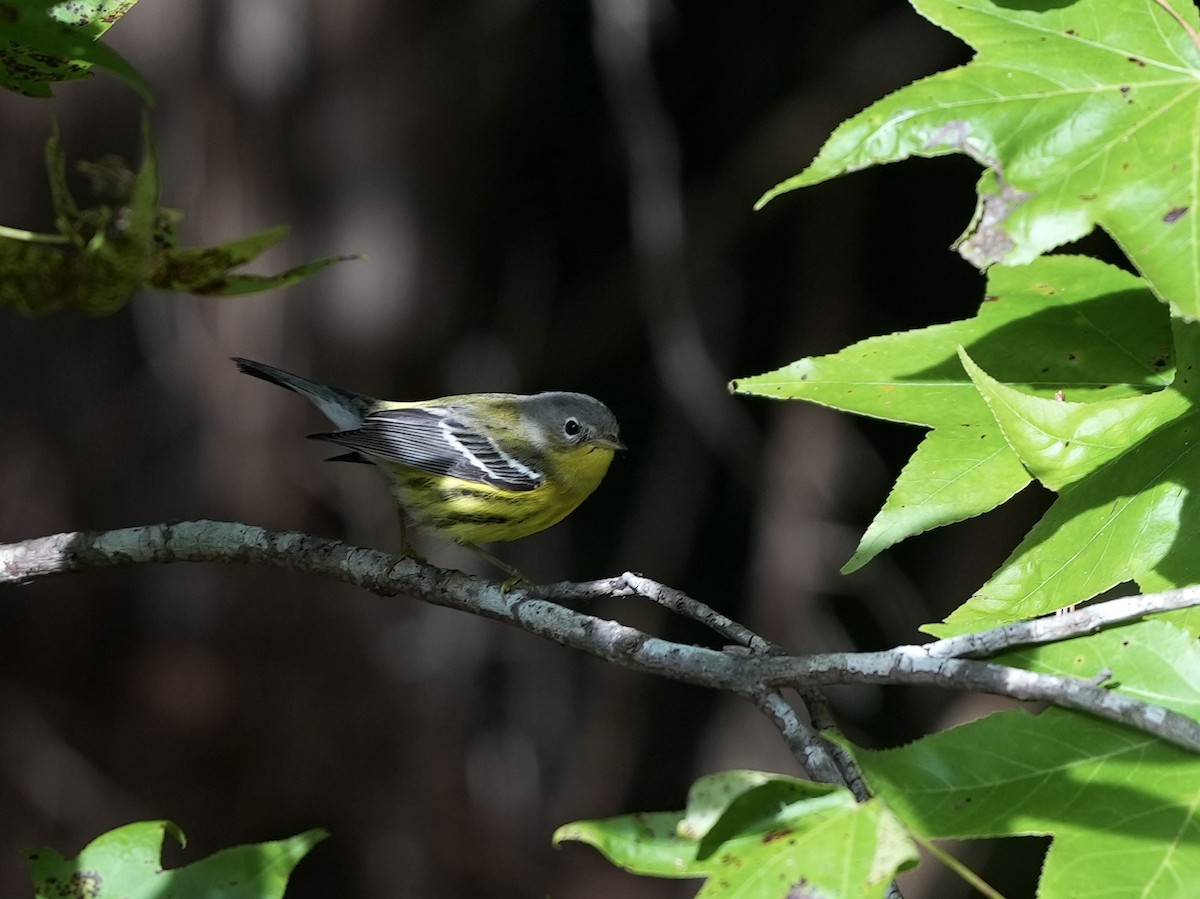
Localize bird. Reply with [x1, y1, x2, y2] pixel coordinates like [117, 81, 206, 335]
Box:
[232, 357, 624, 579]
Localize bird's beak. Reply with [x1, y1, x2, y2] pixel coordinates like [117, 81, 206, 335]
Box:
[591, 435, 627, 452]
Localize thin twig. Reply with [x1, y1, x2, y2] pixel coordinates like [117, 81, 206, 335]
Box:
[537, 571, 783, 654]
[752, 691, 850, 789]
[536, 572, 849, 788]
[539, 572, 851, 790]
[753, 651, 1200, 750]
[797, 686, 869, 800]
[923, 587, 1200, 659]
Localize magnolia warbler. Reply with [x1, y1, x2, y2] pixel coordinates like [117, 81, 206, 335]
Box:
[233, 358, 624, 576]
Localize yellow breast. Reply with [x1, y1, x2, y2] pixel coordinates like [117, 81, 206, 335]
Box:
[378, 445, 615, 544]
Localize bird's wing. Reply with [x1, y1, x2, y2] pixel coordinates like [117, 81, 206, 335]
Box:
[313, 405, 544, 492]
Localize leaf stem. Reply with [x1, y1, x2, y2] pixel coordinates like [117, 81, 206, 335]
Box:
[1153, 0, 1200, 53]
[912, 833, 1006, 899]
[0, 224, 70, 244]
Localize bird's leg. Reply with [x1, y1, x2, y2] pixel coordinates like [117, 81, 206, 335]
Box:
[456, 540, 530, 591]
[384, 509, 426, 577]
[396, 511, 418, 559]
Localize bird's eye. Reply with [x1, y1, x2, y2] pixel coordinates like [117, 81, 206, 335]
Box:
[564, 417, 582, 438]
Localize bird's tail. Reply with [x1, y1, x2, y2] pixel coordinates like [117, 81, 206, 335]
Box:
[232, 357, 370, 430]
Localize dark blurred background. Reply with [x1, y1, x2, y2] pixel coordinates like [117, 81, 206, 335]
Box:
[0, 1, 1051, 896]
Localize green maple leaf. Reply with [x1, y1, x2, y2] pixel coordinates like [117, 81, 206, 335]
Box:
[27, 820, 327, 898]
[928, 311, 1200, 636]
[733, 255, 1172, 575]
[858, 621, 1200, 897]
[555, 771, 917, 898]
[758, 0, 1200, 319]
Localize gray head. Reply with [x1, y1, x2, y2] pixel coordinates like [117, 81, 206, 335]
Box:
[521, 392, 624, 452]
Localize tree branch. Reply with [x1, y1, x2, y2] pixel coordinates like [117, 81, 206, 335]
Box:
[922, 588, 1200, 658]
[4, 520, 1200, 753]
